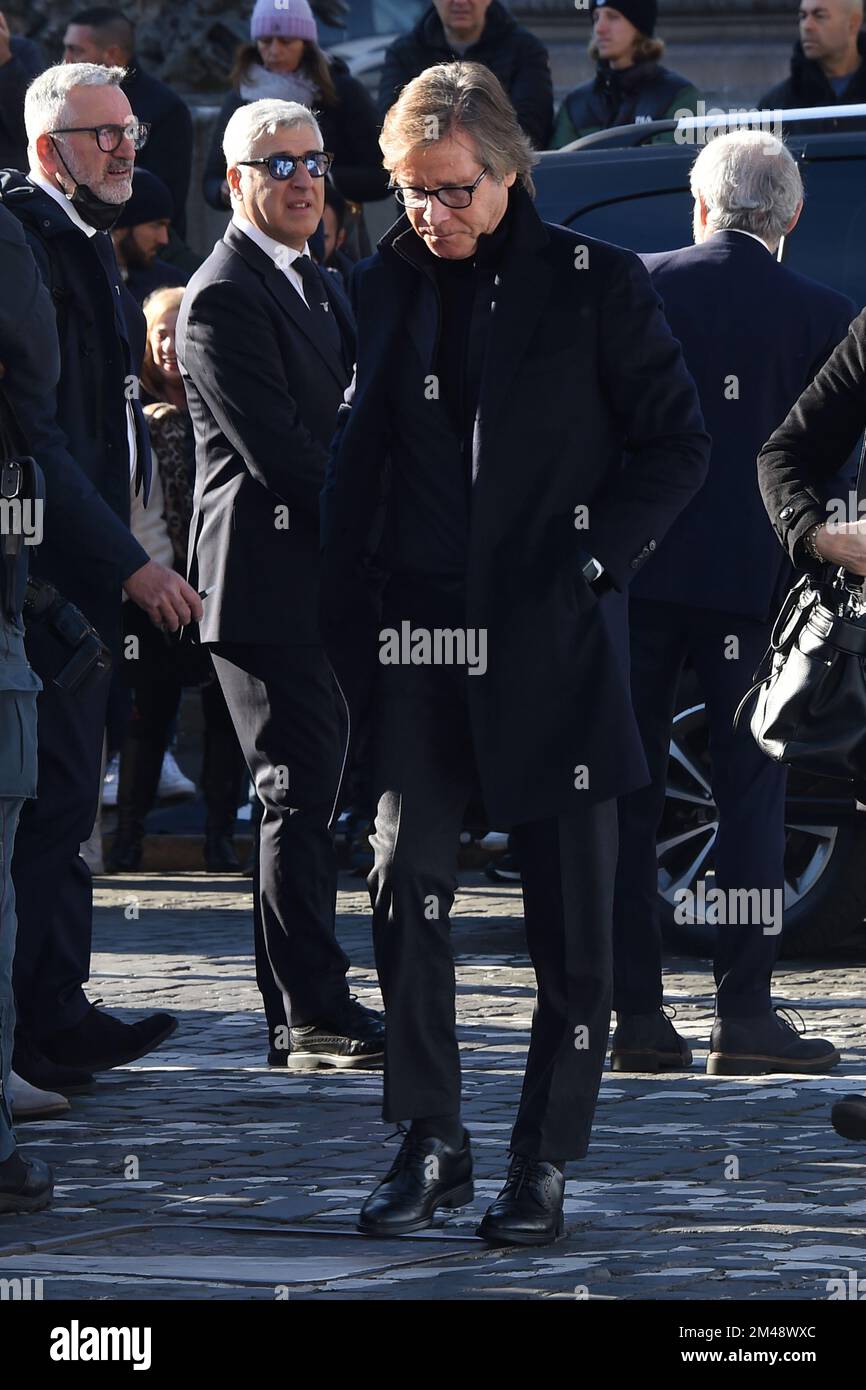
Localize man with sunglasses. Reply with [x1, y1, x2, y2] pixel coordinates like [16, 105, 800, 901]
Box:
[320, 62, 710, 1246]
[177, 99, 384, 1072]
[0, 63, 201, 1096]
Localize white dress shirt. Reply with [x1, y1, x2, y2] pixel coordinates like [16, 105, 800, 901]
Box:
[231, 210, 312, 307]
[29, 168, 139, 483]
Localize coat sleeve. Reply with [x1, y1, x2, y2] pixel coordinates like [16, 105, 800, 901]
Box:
[202, 94, 237, 210]
[179, 276, 328, 518]
[328, 75, 389, 203]
[508, 32, 554, 150]
[758, 305, 866, 570]
[586, 249, 711, 590]
[0, 214, 148, 584]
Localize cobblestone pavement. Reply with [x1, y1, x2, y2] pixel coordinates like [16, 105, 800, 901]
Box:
[2, 871, 865, 1302]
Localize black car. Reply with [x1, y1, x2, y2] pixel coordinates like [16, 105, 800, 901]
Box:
[533, 108, 866, 958]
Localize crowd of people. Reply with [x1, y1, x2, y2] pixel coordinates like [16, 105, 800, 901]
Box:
[1, 0, 866, 1244]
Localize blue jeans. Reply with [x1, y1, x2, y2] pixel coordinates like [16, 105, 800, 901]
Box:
[0, 615, 40, 1160]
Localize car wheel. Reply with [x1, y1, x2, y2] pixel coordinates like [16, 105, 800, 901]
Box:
[658, 703, 866, 958]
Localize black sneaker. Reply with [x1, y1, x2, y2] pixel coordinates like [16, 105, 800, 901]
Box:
[831, 1094, 866, 1141]
[358, 1127, 473, 1236]
[611, 1007, 693, 1072]
[707, 1007, 840, 1076]
[288, 996, 384, 1070]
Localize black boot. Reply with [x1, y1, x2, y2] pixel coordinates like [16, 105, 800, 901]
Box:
[832, 1094, 866, 1141]
[106, 735, 164, 873]
[611, 1008, 693, 1072]
[707, 1007, 840, 1075]
[358, 1128, 473, 1236]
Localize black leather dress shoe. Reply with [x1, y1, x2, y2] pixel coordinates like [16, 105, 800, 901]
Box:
[832, 1093, 866, 1141]
[289, 996, 384, 1069]
[0, 1156, 54, 1215]
[359, 1128, 473, 1236]
[707, 1008, 840, 1075]
[611, 1009, 693, 1073]
[41, 1006, 178, 1072]
[477, 1156, 565, 1247]
[13, 1037, 94, 1095]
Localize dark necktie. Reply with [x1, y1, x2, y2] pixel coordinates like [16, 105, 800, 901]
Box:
[292, 253, 342, 359]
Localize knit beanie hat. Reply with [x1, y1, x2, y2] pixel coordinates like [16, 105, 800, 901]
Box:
[590, 0, 658, 38]
[250, 0, 318, 43]
[116, 168, 174, 228]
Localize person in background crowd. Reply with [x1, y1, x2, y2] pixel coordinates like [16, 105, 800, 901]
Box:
[320, 61, 709, 1246]
[112, 167, 190, 305]
[757, 265, 866, 1144]
[379, 1, 553, 150]
[319, 180, 354, 286]
[552, 0, 700, 147]
[203, 0, 388, 225]
[759, 0, 866, 130]
[0, 203, 59, 1205]
[611, 132, 853, 1079]
[0, 63, 201, 1099]
[179, 98, 384, 1069]
[0, 9, 44, 171]
[108, 285, 247, 876]
[63, 6, 194, 238]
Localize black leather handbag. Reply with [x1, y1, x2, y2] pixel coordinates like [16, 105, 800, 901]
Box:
[735, 563, 866, 783]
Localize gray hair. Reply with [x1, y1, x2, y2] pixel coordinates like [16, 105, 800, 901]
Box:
[25, 62, 127, 156]
[223, 99, 323, 169]
[689, 131, 803, 246]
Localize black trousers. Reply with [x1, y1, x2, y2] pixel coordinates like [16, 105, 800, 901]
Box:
[12, 622, 111, 1040]
[613, 599, 788, 1020]
[368, 659, 618, 1161]
[209, 642, 350, 1029]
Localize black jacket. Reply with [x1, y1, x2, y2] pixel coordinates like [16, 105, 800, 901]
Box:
[553, 60, 700, 146]
[177, 222, 356, 645]
[320, 184, 711, 827]
[202, 58, 388, 211]
[0, 36, 43, 171]
[378, 1, 553, 150]
[759, 304, 866, 574]
[0, 174, 150, 643]
[635, 232, 855, 621]
[759, 34, 866, 132]
[123, 60, 193, 237]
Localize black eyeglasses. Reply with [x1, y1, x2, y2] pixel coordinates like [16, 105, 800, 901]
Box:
[391, 167, 489, 210]
[235, 151, 334, 180]
[49, 120, 150, 153]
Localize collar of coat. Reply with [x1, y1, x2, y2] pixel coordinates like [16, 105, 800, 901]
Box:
[594, 57, 662, 94]
[377, 180, 547, 277]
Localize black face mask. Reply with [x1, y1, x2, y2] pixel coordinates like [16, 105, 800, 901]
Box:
[50, 138, 130, 231]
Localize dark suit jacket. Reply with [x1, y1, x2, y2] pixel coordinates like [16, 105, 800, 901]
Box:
[320, 185, 711, 827]
[0, 183, 150, 644]
[759, 303, 866, 572]
[635, 231, 855, 621]
[177, 222, 355, 646]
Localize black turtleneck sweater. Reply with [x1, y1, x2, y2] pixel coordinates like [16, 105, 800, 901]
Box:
[382, 204, 512, 609]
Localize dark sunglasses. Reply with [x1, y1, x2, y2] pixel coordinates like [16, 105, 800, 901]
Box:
[49, 120, 150, 153]
[235, 151, 334, 180]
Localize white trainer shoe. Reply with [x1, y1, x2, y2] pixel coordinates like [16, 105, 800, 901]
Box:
[9, 1071, 71, 1121]
[157, 750, 196, 801]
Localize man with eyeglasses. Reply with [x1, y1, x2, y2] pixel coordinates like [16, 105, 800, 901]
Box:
[320, 62, 710, 1246]
[0, 63, 201, 1097]
[177, 98, 385, 1072]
